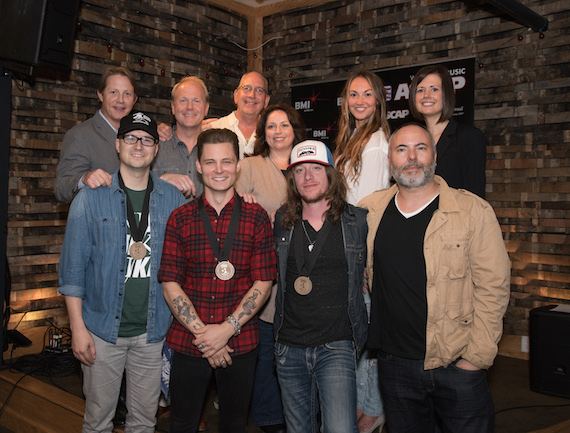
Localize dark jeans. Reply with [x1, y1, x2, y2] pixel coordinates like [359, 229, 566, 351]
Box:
[251, 320, 285, 427]
[377, 351, 494, 433]
[170, 348, 258, 433]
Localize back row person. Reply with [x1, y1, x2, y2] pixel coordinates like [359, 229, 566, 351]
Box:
[55, 66, 138, 203]
[151, 76, 209, 200]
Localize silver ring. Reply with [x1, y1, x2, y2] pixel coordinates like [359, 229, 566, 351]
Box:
[197, 343, 205, 350]
[220, 359, 226, 366]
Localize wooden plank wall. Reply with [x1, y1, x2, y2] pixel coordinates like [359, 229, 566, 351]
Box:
[6, 0, 247, 336]
[261, 0, 570, 336]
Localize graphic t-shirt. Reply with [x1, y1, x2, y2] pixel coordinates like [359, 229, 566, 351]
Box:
[118, 187, 151, 337]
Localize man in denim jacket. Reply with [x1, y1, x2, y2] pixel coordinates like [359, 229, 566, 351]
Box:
[273, 140, 368, 433]
[58, 111, 185, 433]
[359, 124, 510, 433]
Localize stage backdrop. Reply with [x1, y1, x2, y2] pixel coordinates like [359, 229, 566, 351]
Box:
[291, 58, 475, 149]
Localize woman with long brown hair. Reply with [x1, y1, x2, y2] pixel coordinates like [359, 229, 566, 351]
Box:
[334, 70, 390, 433]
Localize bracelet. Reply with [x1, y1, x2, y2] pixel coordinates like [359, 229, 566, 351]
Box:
[226, 315, 241, 337]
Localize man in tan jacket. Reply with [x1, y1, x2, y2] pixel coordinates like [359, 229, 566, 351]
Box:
[358, 123, 510, 433]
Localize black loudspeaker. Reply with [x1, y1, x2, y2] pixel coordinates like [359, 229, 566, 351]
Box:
[0, 0, 80, 74]
[529, 305, 570, 399]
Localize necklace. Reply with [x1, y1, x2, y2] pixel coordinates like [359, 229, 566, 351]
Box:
[301, 220, 316, 252]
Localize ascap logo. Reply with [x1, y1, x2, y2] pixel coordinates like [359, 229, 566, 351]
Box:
[297, 146, 316, 157]
[387, 109, 410, 120]
[385, 85, 392, 102]
[132, 112, 151, 125]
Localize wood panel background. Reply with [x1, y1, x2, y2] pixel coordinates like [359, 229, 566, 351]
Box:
[4, 0, 570, 355]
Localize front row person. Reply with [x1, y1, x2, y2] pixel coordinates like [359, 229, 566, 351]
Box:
[157, 128, 277, 433]
[273, 140, 369, 433]
[358, 124, 510, 433]
[59, 111, 185, 432]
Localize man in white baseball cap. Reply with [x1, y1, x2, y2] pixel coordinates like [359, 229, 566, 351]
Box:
[272, 140, 369, 433]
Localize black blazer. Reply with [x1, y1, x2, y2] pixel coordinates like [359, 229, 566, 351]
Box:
[435, 118, 487, 198]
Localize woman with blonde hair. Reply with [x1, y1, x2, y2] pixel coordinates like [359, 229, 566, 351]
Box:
[334, 70, 390, 433]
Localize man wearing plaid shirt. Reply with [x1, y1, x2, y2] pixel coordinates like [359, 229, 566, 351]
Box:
[158, 128, 277, 433]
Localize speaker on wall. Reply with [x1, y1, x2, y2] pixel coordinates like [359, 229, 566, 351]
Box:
[0, 0, 80, 75]
[529, 305, 570, 399]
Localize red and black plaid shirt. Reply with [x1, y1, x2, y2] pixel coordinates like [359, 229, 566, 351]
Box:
[158, 192, 277, 357]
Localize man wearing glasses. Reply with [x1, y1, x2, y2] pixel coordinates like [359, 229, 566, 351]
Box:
[209, 71, 270, 157]
[59, 111, 185, 433]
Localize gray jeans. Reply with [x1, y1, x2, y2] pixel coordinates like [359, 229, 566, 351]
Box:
[81, 332, 163, 433]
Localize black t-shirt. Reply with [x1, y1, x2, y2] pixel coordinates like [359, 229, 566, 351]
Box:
[278, 219, 353, 347]
[368, 196, 439, 359]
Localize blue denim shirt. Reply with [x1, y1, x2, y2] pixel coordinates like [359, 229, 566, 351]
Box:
[273, 204, 369, 354]
[58, 170, 185, 344]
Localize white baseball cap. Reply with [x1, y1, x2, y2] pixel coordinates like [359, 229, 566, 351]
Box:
[288, 140, 335, 170]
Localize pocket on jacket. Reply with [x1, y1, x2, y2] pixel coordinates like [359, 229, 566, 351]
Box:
[439, 232, 469, 279]
[95, 216, 118, 247]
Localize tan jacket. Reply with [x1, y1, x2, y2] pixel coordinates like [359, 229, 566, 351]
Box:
[358, 176, 510, 370]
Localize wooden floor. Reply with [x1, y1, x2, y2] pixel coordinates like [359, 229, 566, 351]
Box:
[0, 355, 568, 433]
[0, 369, 84, 433]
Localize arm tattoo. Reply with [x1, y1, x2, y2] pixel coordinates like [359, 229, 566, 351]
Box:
[172, 295, 196, 325]
[237, 289, 261, 320]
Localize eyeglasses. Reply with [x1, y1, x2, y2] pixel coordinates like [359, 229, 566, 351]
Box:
[121, 134, 157, 147]
[237, 85, 268, 95]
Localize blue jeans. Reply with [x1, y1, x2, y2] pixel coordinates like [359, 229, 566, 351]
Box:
[251, 320, 284, 427]
[356, 349, 383, 416]
[377, 351, 494, 433]
[356, 288, 383, 417]
[275, 340, 358, 433]
[82, 332, 162, 433]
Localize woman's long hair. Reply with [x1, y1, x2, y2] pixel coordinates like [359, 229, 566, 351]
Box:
[280, 165, 347, 230]
[333, 70, 390, 183]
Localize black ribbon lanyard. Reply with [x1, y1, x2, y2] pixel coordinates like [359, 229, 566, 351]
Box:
[198, 195, 241, 262]
[118, 172, 152, 242]
[293, 219, 331, 278]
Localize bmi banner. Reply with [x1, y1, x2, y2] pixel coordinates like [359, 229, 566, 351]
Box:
[291, 58, 476, 149]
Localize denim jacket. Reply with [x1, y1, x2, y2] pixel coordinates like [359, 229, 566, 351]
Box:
[58, 170, 185, 344]
[273, 204, 369, 355]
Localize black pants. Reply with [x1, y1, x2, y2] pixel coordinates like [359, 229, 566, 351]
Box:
[170, 347, 259, 433]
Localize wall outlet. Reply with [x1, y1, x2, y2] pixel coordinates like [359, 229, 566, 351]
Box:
[521, 335, 530, 353]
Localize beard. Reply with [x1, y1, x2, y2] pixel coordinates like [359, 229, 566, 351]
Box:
[390, 158, 436, 189]
[300, 190, 328, 204]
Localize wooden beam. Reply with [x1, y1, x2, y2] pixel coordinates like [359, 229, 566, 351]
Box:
[252, 0, 337, 18]
[248, 15, 264, 71]
[204, 0, 337, 71]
